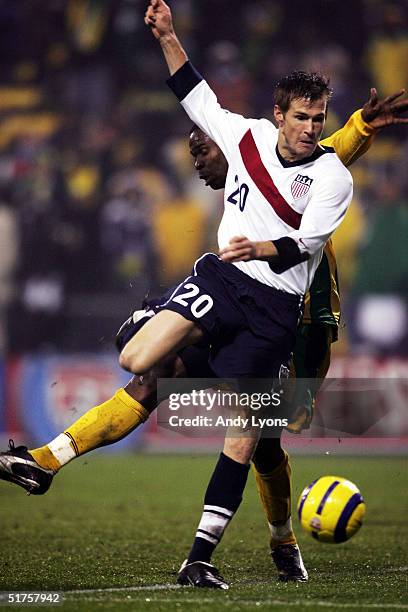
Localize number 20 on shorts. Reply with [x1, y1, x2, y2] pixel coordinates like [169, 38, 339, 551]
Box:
[172, 283, 214, 318]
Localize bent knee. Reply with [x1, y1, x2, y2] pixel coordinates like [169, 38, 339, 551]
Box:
[119, 344, 151, 374]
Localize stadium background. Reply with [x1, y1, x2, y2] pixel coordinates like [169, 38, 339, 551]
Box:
[0, 0, 407, 451]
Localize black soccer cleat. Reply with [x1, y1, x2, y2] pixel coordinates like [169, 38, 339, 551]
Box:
[177, 560, 229, 589]
[0, 440, 54, 495]
[271, 544, 308, 582]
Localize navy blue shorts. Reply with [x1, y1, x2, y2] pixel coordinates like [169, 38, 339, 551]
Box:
[117, 253, 302, 379]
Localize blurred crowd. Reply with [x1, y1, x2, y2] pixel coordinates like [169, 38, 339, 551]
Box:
[0, 0, 407, 356]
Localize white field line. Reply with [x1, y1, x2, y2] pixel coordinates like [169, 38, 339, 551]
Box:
[63, 586, 408, 609]
[65, 584, 180, 594]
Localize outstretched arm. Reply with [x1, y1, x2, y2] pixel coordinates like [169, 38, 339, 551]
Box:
[321, 88, 408, 167]
[144, 0, 188, 75]
[145, 0, 257, 159]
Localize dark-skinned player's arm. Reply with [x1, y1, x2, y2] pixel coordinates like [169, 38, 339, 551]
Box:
[320, 88, 408, 167]
[144, 0, 187, 75]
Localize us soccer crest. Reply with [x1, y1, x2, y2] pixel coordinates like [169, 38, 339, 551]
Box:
[291, 174, 313, 199]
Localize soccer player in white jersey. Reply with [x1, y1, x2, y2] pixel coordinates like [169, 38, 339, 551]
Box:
[137, 0, 352, 588]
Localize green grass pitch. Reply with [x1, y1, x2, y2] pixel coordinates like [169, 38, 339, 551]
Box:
[1, 454, 407, 611]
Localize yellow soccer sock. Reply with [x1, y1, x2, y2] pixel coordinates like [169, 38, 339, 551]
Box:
[30, 388, 149, 472]
[30, 446, 61, 472]
[253, 450, 297, 548]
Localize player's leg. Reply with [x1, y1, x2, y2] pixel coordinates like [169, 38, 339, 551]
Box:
[250, 323, 335, 580]
[182, 434, 258, 556]
[0, 377, 150, 495]
[0, 268, 209, 495]
[41, 339, 212, 477]
[31, 353, 182, 471]
[285, 323, 334, 434]
[0, 303, 213, 496]
[253, 324, 334, 533]
[177, 433, 258, 590]
[0, 304, 196, 494]
[30, 380, 150, 471]
[252, 437, 294, 546]
[45, 308, 199, 470]
[252, 437, 308, 582]
[119, 310, 203, 374]
[0, 354, 183, 495]
[178, 323, 294, 589]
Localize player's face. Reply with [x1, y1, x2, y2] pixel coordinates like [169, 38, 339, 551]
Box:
[189, 129, 228, 190]
[274, 97, 327, 162]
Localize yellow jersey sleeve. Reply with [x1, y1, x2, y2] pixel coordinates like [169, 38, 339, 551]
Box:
[320, 109, 377, 168]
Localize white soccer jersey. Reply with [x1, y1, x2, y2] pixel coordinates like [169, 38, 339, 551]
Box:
[168, 62, 353, 296]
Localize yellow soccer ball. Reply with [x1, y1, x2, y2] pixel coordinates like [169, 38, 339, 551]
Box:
[297, 476, 366, 543]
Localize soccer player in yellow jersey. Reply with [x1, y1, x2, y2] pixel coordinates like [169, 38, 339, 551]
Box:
[1, 88, 407, 584]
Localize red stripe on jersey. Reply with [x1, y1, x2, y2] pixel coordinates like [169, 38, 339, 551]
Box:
[239, 129, 302, 229]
